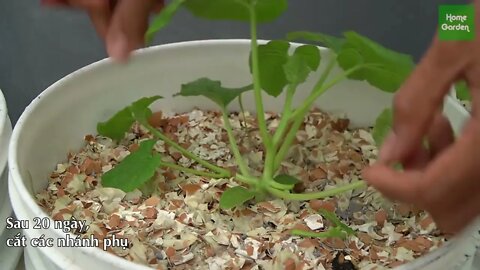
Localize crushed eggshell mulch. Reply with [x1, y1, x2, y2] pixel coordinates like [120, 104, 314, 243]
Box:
[36, 109, 448, 270]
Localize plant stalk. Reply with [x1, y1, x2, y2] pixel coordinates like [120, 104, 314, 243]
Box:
[272, 84, 296, 147]
[249, 6, 275, 181]
[267, 180, 366, 201]
[159, 161, 225, 178]
[222, 109, 251, 177]
[238, 94, 248, 128]
[290, 229, 345, 239]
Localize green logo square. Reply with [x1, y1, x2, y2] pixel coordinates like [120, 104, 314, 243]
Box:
[439, 4, 475, 41]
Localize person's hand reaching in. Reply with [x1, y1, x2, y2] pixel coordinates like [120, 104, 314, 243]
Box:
[42, 0, 164, 61]
[363, 2, 480, 234]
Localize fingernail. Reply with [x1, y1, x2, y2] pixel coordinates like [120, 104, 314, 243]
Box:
[107, 33, 129, 62]
[379, 132, 397, 163]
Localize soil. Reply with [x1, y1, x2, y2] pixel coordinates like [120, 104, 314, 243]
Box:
[35, 108, 447, 270]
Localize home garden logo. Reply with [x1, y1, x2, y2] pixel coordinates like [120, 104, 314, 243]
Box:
[439, 4, 475, 41]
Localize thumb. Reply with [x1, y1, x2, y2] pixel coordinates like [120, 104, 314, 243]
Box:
[380, 39, 465, 164]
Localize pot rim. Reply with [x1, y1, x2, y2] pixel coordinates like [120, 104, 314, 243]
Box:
[0, 89, 7, 145]
[7, 39, 471, 269]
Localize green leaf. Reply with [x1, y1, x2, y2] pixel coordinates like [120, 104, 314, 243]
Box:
[97, 107, 135, 141]
[146, 0, 185, 43]
[339, 31, 415, 93]
[177, 78, 252, 108]
[286, 31, 345, 53]
[455, 80, 471, 101]
[294, 45, 321, 70]
[184, 0, 287, 23]
[253, 40, 290, 97]
[273, 174, 300, 185]
[129, 96, 163, 123]
[337, 48, 363, 70]
[101, 139, 162, 192]
[283, 45, 321, 85]
[372, 108, 393, 146]
[219, 186, 256, 209]
[318, 209, 355, 236]
[97, 96, 163, 140]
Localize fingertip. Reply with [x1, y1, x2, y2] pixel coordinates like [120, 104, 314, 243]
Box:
[362, 164, 388, 185]
[106, 33, 130, 62]
[378, 132, 397, 164]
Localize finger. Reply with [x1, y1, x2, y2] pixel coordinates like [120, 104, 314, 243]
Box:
[421, 120, 480, 209]
[380, 39, 467, 165]
[401, 144, 429, 170]
[362, 164, 424, 203]
[431, 194, 480, 233]
[399, 112, 453, 170]
[106, 0, 158, 61]
[86, 1, 113, 38]
[427, 113, 454, 158]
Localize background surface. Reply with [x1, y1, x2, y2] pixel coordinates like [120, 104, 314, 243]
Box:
[0, 0, 468, 123]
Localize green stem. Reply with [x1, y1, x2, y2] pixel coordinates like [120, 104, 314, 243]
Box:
[273, 116, 303, 170]
[235, 174, 258, 186]
[268, 180, 366, 201]
[222, 109, 251, 177]
[159, 161, 224, 178]
[266, 178, 295, 190]
[249, 6, 275, 181]
[272, 84, 296, 147]
[290, 229, 344, 239]
[143, 124, 231, 177]
[291, 65, 364, 120]
[238, 94, 248, 129]
[313, 56, 336, 91]
[273, 65, 366, 170]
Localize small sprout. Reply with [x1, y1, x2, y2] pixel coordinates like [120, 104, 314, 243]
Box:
[318, 209, 355, 236]
[291, 209, 355, 240]
[102, 139, 162, 192]
[219, 186, 256, 210]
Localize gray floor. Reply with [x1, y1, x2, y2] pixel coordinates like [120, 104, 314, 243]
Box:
[0, 0, 468, 123]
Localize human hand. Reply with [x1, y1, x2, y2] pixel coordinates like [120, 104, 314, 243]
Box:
[363, 5, 480, 234]
[42, 0, 164, 61]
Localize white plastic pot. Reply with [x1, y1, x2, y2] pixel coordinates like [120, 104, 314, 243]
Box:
[0, 88, 12, 236]
[8, 40, 480, 270]
[0, 89, 23, 270]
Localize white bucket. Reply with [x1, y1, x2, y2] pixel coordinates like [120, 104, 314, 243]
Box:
[8, 40, 480, 270]
[0, 89, 23, 270]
